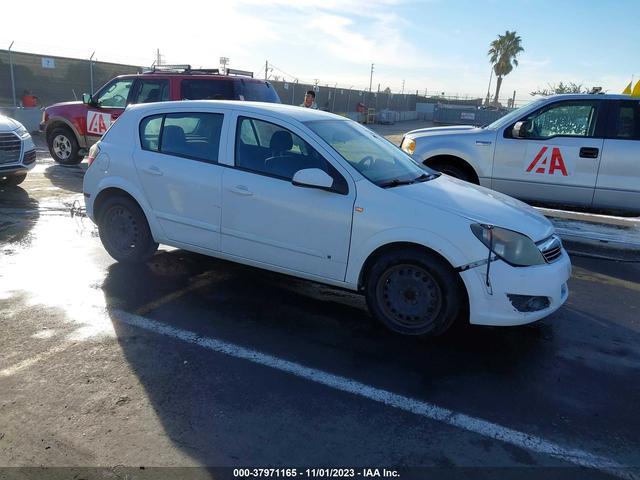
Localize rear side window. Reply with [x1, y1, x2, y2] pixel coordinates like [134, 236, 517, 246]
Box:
[131, 79, 170, 104]
[237, 80, 281, 103]
[611, 100, 640, 140]
[139, 112, 224, 163]
[181, 80, 234, 100]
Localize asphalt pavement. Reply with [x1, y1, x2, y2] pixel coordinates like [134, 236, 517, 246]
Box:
[0, 133, 639, 480]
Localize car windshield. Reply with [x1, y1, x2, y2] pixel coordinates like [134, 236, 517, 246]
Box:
[305, 119, 436, 187]
[483, 98, 546, 129]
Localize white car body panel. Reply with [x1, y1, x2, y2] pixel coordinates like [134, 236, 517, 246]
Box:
[84, 100, 572, 327]
[0, 114, 36, 177]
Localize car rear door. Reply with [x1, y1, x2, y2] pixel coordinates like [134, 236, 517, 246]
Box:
[593, 99, 640, 212]
[491, 99, 605, 207]
[133, 109, 230, 251]
[220, 112, 355, 281]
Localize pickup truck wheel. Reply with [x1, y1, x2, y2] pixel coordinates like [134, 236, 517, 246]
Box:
[365, 249, 463, 336]
[49, 127, 82, 165]
[434, 164, 472, 182]
[0, 173, 27, 187]
[98, 196, 158, 263]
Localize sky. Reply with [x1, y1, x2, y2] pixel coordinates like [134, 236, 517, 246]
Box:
[2, 0, 639, 102]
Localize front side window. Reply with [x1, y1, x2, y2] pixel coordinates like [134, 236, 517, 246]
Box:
[131, 79, 170, 104]
[522, 101, 600, 139]
[612, 100, 640, 140]
[139, 112, 224, 163]
[95, 79, 134, 108]
[306, 119, 430, 187]
[235, 117, 330, 180]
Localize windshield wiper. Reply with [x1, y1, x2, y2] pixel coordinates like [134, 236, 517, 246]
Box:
[379, 173, 438, 188]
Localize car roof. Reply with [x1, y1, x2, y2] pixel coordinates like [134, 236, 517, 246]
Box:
[114, 73, 266, 83]
[126, 100, 344, 123]
[542, 93, 633, 101]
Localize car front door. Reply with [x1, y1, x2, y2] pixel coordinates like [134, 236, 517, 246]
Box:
[133, 110, 229, 250]
[491, 99, 605, 207]
[593, 99, 640, 212]
[220, 113, 355, 281]
[86, 77, 135, 144]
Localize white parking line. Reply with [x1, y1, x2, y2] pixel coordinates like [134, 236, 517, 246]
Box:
[113, 309, 637, 479]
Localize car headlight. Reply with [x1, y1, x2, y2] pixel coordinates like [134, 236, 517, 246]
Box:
[14, 125, 29, 138]
[470, 224, 545, 266]
[401, 137, 415, 155]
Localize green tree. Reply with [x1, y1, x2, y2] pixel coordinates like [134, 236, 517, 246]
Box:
[488, 30, 524, 104]
[530, 81, 587, 96]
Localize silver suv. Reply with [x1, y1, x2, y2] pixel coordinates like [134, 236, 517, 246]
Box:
[0, 115, 36, 187]
[401, 94, 640, 215]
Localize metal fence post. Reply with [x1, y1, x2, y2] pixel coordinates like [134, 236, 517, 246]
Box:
[8, 41, 17, 108]
[89, 52, 95, 95]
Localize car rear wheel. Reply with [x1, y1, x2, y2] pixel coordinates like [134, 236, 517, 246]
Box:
[365, 248, 465, 336]
[48, 127, 82, 165]
[98, 196, 158, 263]
[0, 173, 27, 187]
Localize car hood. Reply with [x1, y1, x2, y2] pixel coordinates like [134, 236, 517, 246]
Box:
[392, 175, 554, 242]
[406, 125, 481, 138]
[0, 114, 21, 132]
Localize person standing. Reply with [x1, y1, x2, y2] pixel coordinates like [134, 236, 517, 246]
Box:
[300, 90, 318, 109]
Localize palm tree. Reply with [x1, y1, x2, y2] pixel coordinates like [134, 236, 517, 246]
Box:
[488, 31, 524, 105]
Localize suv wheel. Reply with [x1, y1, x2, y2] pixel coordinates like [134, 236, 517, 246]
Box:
[98, 196, 158, 263]
[49, 127, 82, 165]
[0, 173, 27, 187]
[365, 248, 464, 336]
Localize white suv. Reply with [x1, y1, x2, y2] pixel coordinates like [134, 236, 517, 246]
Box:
[0, 114, 37, 187]
[83, 101, 571, 336]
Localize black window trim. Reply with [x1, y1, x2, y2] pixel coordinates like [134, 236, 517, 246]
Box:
[138, 112, 224, 165]
[232, 115, 349, 195]
[504, 99, 607, 140]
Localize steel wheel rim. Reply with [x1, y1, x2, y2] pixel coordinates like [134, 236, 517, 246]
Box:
[104, 206, 140, 255]
[376, 264, 443, 328]
[53, 135, 72, 160]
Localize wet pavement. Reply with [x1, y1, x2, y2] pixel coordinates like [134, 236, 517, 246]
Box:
[1, 149, 639, 480]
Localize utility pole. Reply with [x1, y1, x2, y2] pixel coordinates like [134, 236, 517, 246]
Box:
[265, 60, 268, 80]
[8, 41, 16, 108]
[485, 66, 493, 106]
[368, 63, 375, 105]
[156, 49, 162, 66]
[89, 51, 95, 95]
[401, 79, 405, 95]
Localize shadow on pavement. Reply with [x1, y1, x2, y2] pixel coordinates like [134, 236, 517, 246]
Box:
[44, 163, 87, 194]
[0, 185, 40, 244]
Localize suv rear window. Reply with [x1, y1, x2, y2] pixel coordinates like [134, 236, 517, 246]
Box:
[180, 79, 280, 103]
[181, 80, 234, 100]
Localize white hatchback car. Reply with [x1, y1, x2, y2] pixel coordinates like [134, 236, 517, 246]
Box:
[83, 101, 571, 336]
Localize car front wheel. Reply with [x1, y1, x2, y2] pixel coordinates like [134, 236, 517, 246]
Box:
[48, 127, 82, 165]
[98, 196, 158, 263]
[365, 248, 465, 336]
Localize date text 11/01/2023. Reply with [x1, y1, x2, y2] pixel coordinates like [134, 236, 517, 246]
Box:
[233, 468, 400, 478]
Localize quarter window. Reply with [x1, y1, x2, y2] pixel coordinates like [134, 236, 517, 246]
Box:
[612, 100, 640, 140]
[139, 113, 224, 163]
[523, 101, 600, 139]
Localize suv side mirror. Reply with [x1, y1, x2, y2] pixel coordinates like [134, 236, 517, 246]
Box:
[292, 168, 334, 190]
[82, 93, 94, 106]
[512, 121, 527, 138]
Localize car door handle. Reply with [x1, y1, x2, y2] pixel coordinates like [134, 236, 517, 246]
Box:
[229, 185, 253, 196]
[142, 165, 163, 176]
[579, 147, 599, 158]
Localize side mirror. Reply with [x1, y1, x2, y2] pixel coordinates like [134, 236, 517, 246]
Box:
[82, 93, 94, 106]
[512, 121, 527, 138]
[292, 168, 334, 190]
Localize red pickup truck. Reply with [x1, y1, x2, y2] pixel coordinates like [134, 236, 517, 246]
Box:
[40, 66, 280, 164]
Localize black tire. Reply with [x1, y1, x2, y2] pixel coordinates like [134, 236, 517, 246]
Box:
[432, 163, 472, 183]
[0, 173, 27, 187]
[98, 196, 158, 263]
[365, 248, 465, 336]
[48, 126, 82, 165]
